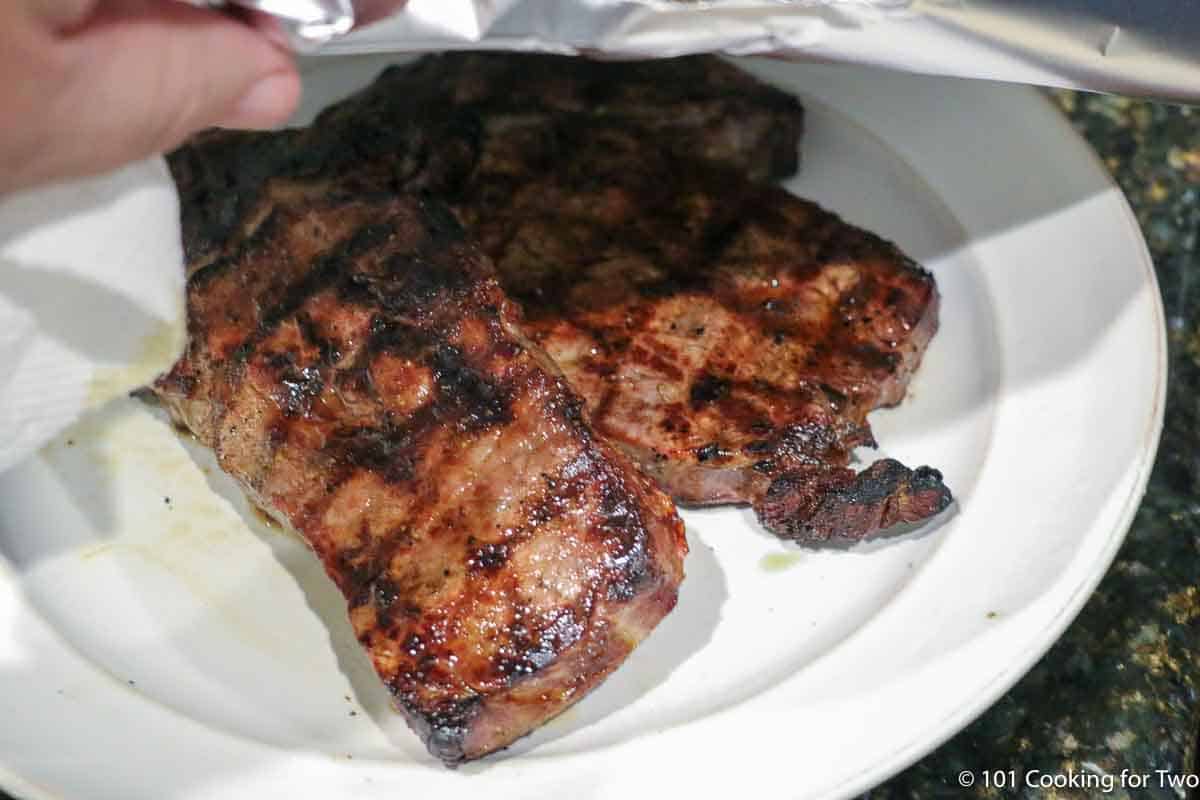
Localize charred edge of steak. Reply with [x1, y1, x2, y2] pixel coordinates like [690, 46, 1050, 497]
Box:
[397, 694, 484, 765]
[755, 459, 952, 544]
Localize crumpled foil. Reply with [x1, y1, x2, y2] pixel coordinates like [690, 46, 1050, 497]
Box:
[319, 0, 1200, 103]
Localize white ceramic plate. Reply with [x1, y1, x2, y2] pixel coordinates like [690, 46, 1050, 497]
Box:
[0, 58, 1164, 800]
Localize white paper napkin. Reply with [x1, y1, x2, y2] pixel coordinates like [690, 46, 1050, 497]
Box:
[0, 158, 186, 473]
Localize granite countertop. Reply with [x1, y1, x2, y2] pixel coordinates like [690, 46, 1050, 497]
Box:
[868, 93, 1200, 798]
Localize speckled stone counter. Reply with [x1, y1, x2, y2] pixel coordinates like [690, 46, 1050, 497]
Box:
[866, 93, 1200, 798]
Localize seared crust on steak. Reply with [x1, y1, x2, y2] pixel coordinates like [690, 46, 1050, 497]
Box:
[153, 188, 686, 763]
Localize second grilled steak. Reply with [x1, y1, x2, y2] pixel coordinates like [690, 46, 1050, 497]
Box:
[169, 53, 804, 274]
[152, 187, 687, 763]
[454, 120, 952, 542]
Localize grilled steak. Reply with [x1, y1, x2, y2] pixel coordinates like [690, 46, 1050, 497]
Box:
[453, 120, 951, 542]
[169, 53, 803, 272]
[316, 52, 804, 184]
[168, 52, 949, 542]
[152, 186, 687, 763]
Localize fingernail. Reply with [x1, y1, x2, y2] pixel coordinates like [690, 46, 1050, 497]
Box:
[222, 71, 300, 130]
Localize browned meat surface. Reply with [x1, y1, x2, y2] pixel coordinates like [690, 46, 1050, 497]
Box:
[320, 52, 804, 183]
[454, 120, 951, 542]
[169, 53, 803, 270]
[168, 52, 949, 542]
[152, 186, 686, 763]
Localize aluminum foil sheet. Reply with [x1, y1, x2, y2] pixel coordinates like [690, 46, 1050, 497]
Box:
[300, 0, 1200, 103]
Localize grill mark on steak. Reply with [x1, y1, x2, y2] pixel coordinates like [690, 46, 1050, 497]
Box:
[428, 343, 513, 430]
[152, 190, 686, 763]
[294, 311, 343, 366]
[231, 221, 400, 363]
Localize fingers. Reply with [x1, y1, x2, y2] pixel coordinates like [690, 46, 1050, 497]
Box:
[2, 0, 300, 191]
[67, 0, 301, 130]
[353, 0, 408, 28]
[24, 0, 97, 31]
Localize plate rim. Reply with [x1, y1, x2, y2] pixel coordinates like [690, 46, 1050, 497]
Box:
[828, 90, 1167, 797]
[775, 83, 1167, 797]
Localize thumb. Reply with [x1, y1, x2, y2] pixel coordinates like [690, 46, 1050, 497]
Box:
[53, 2, 299, 174]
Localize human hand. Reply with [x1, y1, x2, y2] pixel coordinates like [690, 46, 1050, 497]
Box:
[1, 0, 302, 194]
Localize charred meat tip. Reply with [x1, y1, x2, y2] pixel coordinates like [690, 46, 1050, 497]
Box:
[755, 458, 952, 544]
[401, 695, 482, 766]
